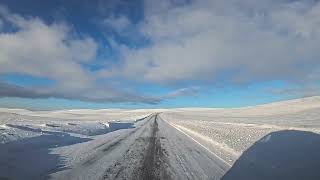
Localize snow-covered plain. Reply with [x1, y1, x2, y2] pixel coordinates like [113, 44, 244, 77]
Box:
[0, 108, 162, 143]
[0, 96, 320, 179]
[161, 96, 320, 163]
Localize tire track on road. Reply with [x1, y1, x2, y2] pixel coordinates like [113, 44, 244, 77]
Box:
[103, 114, 171, 180]
[140, 115, 171, 180]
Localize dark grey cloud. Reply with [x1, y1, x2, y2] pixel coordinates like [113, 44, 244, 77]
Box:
[0, 82, 47, 99]
[0, 81, 160, 104]
[0, 81, 202, 104]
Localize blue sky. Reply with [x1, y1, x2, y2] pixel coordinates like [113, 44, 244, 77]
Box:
[0, 0, 319, 110]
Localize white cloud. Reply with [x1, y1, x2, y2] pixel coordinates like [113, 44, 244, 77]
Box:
[103, 15, 131, 33]
[103, 0, 320, 86]
[0, 6, 97, 89]
[2, 1, 320, 105]
[163, 87, 199, 99]
[0, 5, 159, 104]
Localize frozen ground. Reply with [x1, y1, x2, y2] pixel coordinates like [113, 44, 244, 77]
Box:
[161, 96, 320, 163]
[0, 96, 320, 180]
[0, 109, 160, 144]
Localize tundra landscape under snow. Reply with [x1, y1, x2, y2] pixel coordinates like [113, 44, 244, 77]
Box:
[2, 0, 320, 179]
[0, 96, 320, 180]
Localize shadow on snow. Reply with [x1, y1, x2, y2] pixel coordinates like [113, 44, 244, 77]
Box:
[0, 121, 139, 180]
[0, 119, 145, 179]
[222, 130, 320, 180]
[0, 132, 91, 180]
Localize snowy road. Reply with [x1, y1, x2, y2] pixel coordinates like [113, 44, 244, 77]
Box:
[53, 114, 230, 180]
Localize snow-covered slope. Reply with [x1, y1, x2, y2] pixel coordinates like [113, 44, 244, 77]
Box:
[162, 96, 320, 163]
